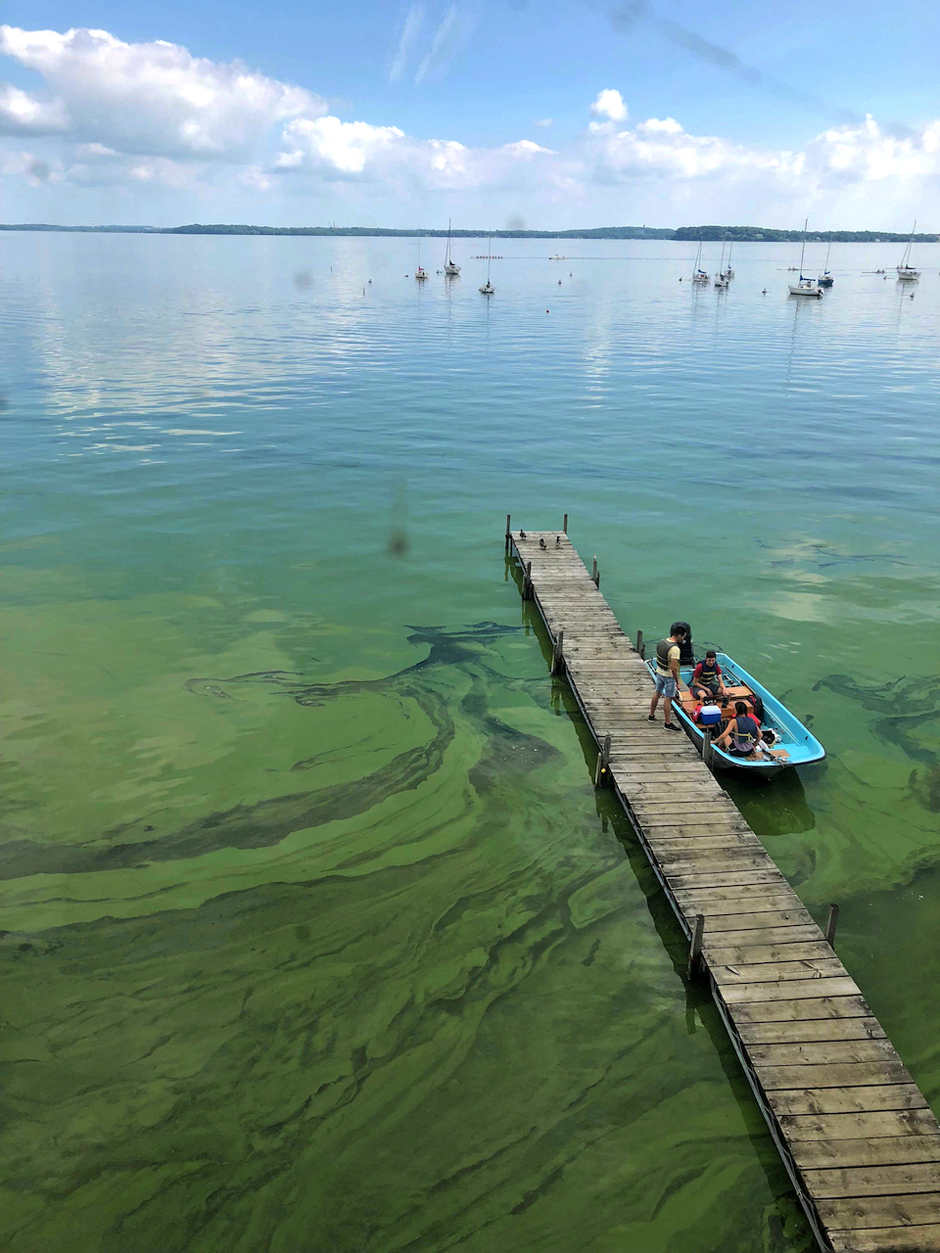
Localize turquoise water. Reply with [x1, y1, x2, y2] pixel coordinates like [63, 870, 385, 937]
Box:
[1, 233, 938, 1251]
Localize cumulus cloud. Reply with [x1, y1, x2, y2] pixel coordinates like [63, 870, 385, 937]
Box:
[0, 25, 324, 159]
[272, 117, 558, 196]
[1, 147, 62, 184]
[591, 89, 628, 123]
[0, 83, 69, 134]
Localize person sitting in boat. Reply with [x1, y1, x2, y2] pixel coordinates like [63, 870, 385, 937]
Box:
[690, 650, 728, 703]
[716, 701, 761, 757]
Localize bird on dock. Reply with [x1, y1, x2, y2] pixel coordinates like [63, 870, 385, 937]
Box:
[539, 537, 547, 549]
[519, 529, 526, 539]
[555, 536, 561, 547]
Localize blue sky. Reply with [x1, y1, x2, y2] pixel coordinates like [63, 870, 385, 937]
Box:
[2, 0, 939, 227]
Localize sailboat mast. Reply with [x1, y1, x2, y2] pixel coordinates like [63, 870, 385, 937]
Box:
[799, 218, 808, 277]
[486, 236, 492, 283]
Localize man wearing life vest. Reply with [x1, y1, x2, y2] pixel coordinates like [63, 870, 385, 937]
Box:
[691, 650, 728, 703]
[647, 622, 687, 733]
[716, 701, 761, 757]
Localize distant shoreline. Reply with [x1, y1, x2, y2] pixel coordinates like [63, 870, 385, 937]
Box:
[1, 223, 937, 244]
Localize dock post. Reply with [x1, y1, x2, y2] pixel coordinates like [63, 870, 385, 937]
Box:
[635, 629, 644, 658]
[825, 903, 840, 947]
[522, 560, 533, 600]
[505, 514, 511, 551]
[687, 914, 705, 979]
[591, 556, 599, 587]
[594, 733, 611, 787]
[702, 733, 716, 771]
[563, 513, 568, 534]
[551, 630, 565, 675]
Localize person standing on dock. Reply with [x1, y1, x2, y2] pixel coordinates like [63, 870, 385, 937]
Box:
[648, 623, 687, 732]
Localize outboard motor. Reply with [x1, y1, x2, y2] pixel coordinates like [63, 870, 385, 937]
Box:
[675, 621, 694, 666]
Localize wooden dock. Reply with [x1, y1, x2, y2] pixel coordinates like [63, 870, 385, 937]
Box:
[508, 524, 940, 1253]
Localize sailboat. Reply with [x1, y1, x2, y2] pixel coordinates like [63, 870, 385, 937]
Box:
[691, 238, 709, 284]
[788, 219, 823, 297]
[443, 218, 461, 277]
[714, 239, 729, 288]
[479, 234, 494, 295]
[722, 239, 735, 280]
[817, 232, 834, 287]
[481, 235, 496, 293]
[415, 235, 428, 281]
[897, 221, 919, 280]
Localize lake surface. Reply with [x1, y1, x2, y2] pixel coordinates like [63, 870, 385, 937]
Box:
[1, 233, 938, 1252]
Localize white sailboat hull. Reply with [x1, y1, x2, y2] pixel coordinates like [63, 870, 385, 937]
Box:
[897, 267, 919, 280]
[788, 281, 823, 297]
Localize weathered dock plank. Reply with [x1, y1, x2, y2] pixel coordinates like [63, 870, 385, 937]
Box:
[508, 525, 940, 1253]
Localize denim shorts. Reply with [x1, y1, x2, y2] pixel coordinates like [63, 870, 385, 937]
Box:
[654, 673, 677, 698]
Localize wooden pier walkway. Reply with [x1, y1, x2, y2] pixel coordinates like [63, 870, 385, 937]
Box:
[508, 524, 940, 1253]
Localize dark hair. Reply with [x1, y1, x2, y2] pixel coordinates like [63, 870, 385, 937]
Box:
[670, 622, 688, 638]
[735, 701, 748, 716]
[705, 649, 717, 659]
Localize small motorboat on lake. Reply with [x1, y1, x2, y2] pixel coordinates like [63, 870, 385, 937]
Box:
[644, 651, 825, 774]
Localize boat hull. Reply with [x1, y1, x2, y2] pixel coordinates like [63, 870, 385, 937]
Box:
[644, 652, 826, 775]
[788, 283, 823, 297]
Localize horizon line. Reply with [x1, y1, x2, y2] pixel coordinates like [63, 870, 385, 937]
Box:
[1, 222, 938, 242]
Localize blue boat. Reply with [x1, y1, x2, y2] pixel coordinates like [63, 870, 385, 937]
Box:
[645, 651, 826, 774]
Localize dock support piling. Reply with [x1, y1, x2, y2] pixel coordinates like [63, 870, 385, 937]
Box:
[688, 914, 705, 979]
[825, 903, 840, 947]
[593, 733, 611, 787]
[563, 513, 568, 534]
[636, 629, 644, 658]
[702, 733, 716, 771]
[522, 560, 533, 600]
[591, 556, 599, 587]
[551, 630, 565, 675]
[505, 514, 511, 551]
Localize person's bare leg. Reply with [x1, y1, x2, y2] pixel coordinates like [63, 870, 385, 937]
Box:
[649, 691, 660, 718]
[664, 694, 673, 725]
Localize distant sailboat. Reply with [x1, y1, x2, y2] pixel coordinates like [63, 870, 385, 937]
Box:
[443, 218, 461, 277]
[714, 238, 729, 288]
[480, 234, 494, 295]
[897, 221, 920, 280]
[817, 233, 834, 287]
[788, 219, 823, 298]
[723, 239, 735, 280]
[415, 236, 428, 281]
[691, 238, 709, 284]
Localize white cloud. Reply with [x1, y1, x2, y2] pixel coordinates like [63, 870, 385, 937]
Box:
[590, 89, 628, 123]
[0, 83, 69, 134]
[534, 117, 553, 128]
[0, 25, 324, 159]
[389, 4, 424, 84]
[414, 5, 474, 85]
[277, 117, 407, 177]
[1, 147, 62, 184]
